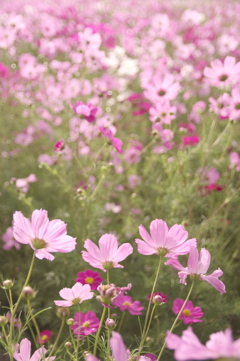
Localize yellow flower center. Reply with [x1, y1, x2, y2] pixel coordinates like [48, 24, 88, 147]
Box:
[183, 309, 191, 317]
[123, 302, 131, 306]
[41, 335, 48, 341]
[85, 277, 94, 284]
[82, 321, 90, 328]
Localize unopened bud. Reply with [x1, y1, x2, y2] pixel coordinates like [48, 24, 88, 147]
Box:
[2, 280, 13, 289]
[65, 342, 72, 348]
[153, 295, 165, 305]
[0, 316, 8, 326]
[105, 318, 116, 330]
[57, 307, 69, 319]
[66, 318, 75, 326]
[22, 286, 34, 299]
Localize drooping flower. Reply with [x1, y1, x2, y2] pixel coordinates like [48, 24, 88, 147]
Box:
[166, 327, 240, 360]
[13, 338, 55, 361]
[135, 219, 196, 257]
[82, 234, 133, 272]
[112, 295, 144, 315]
[165, 247, 226, 294]
[37, 330, 52, 344]
[2, 226, 21, 251]
[54, 283, 94, 307]
[99, 127, 123, 153]
[76, 270, 103, 291]
[97, 283, 132, 306]
[71, 311, 100, 339]
[172, 299, 203, 324]
[13, 209, 76, 261]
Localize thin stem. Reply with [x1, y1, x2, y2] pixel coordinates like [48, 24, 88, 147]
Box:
[157, 281, 195, 361]
[117, 311, 126, 333]
[138, 256, 162, 353]
[89, 174, 105, 200]
[49, 318, 65, 358]
[143, 305, 157, 343]
[26, 299, 40, 341]
[93, 306, 107, 356]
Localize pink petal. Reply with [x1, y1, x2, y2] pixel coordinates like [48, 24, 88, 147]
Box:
[198, 248, 211, 274]
[98, 234, 118, 260]
[13, 211, 35, 244]
[31, 209, 49, 240]
[149, 219, 168, 248]
[19, 338, 31, 361]
[59, 287, 73, 301]
[110, 331, 127, 361]
[135, 239, 156, 255]
[187, 246, 199, 274]
[35, 249, 55, 261]
[114, 243, 133, 262]
[54, 300, 72, 307]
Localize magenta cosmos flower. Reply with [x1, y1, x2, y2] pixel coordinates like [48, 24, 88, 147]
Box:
[37, 330, 52, 344]
[135, 219, 196, 257]
[172, 299, 203, 324]
[76, 270, 103, 290]
[13, 209, 76, 261]
[54, 283, 94, 307]
[166, 327, 240, 360]
[165, 247, 226, 294]
[14, 338, 55, 361]
[82, 234, 133, 272]
[71, 311, 100, 339]
[112, 295, 144, 315]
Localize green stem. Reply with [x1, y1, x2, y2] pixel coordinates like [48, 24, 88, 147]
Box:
[49, 318, 65, 358]
[157, 281, 195, 360]
[89, 174, 105, 200]
[138, 256, 162, 353]
[93, 306, 107, 356]
[143, 305, 157, 343]
[117, 311, 126, 333]
[27, 299, 40, 341]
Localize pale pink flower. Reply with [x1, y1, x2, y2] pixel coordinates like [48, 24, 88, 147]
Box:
[13, 338, 55, 361]
[165, 247, 226, 294]
[13, 209, 76, 261]
[54, 283, 94, 307]
[166, 327, 240, 360]
[135, 219, 196, 257]
[15, 174, 37, 193]
[229, 152, 240, 171]
[2, 226, 21, 251]
[204, 56, 240, 87]
[82, 234, 133, 271]
[144, 73, 180, 101]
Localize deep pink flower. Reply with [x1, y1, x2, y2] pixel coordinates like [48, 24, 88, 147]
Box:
[112, 295, 144, 315]
[135, 219, 196, 257]
[99, 127, 123, 153]
[54, 139, 65, 152]
[165, 247, 226, 294]
[166, 327, 240, 360]
[13, 338, 55, 361]
[148, 292, 168, 305]
[182, 135, 200, 146]
[2, 226, 21, 251]
[82, 234, 133, 272]
[13, 209, 76, 261]
[71, 311, 100, 339]
[76, 270, 103, 290]
[172, 299, 203, 324]
[37, 330, 52, 344]
[54, 283, 94, 307]
[71, 101, 98, 123]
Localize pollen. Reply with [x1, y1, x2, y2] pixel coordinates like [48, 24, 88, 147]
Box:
[85, 277, 94, 284]
[183, 309, 191, 316]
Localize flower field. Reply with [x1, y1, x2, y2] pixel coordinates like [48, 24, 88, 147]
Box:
[1, 0, 240, 360]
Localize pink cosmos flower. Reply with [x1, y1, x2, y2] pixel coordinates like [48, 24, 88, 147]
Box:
[71, 101, 98, 123]
[165, 247, 226, 294]
[172, 299, 203, 324]
[99, 127, 123, 153]
[148, 292, 168, 305]
[13, 338, 55, 361]
[54, 139, 65, 152]
[2, 226, 21, 251]
[135, 219, 196, 257]
[82, 234, 133, 272]
[166, 327, 240, 360]
[54, 283, 94, 307]
[203, 56, 240, 87]
[97, 283, 132, 306]
[15, 174, 37, 193]
[112, 295, 144, 315]
[76, 270, 103, 290]
[71, 311, 100, 339]
[13, 209, 76, 261]
[229, 152, 240, 171]
[182, 135, 200, 146]
[149, 100, 177, 124]
[37, 330, 52, 344]
[144, 73, 180, 101]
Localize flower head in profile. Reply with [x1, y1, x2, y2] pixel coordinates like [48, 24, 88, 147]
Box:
[148, 292, 168, 305]
[112, 295, 144, 315]
[82, 234, 133, 272]
[76, 270, 103, 290]
[13, 338, 55, 361]
[2, 226, 21, 251]
[97, 283, 132, 306]
[37, 330, 52, 344]
[166, 327, 240, 360]
[135, 219, 196, 257]
[15, 174, 37, 193]
[13, 209, 76, 261]
[71, 311, 100, 339]
[172, 299, 203, 324]
[54, 283, 94, 307]
[165, 247, 226, 294]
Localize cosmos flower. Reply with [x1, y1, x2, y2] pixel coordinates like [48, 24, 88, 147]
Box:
[13, 338, 55, 361]
[71, 311, 100, 339]
[37, 330, 52, 344]
[112, 295, 144, 315]
[76, 270, 103, 291]
[172, 299, 203, 324]
[54, 283, 94, 307]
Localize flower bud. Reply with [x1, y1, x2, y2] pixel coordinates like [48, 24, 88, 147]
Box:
[2, 280, 13, 289]
[57, 307, 69, 319]
[0, 316, 8, 326]
[22, 286, 34, 299]
[105, 318, 116, 330]
[66, 318, 75, 326]
[65, 342, 72, 348]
